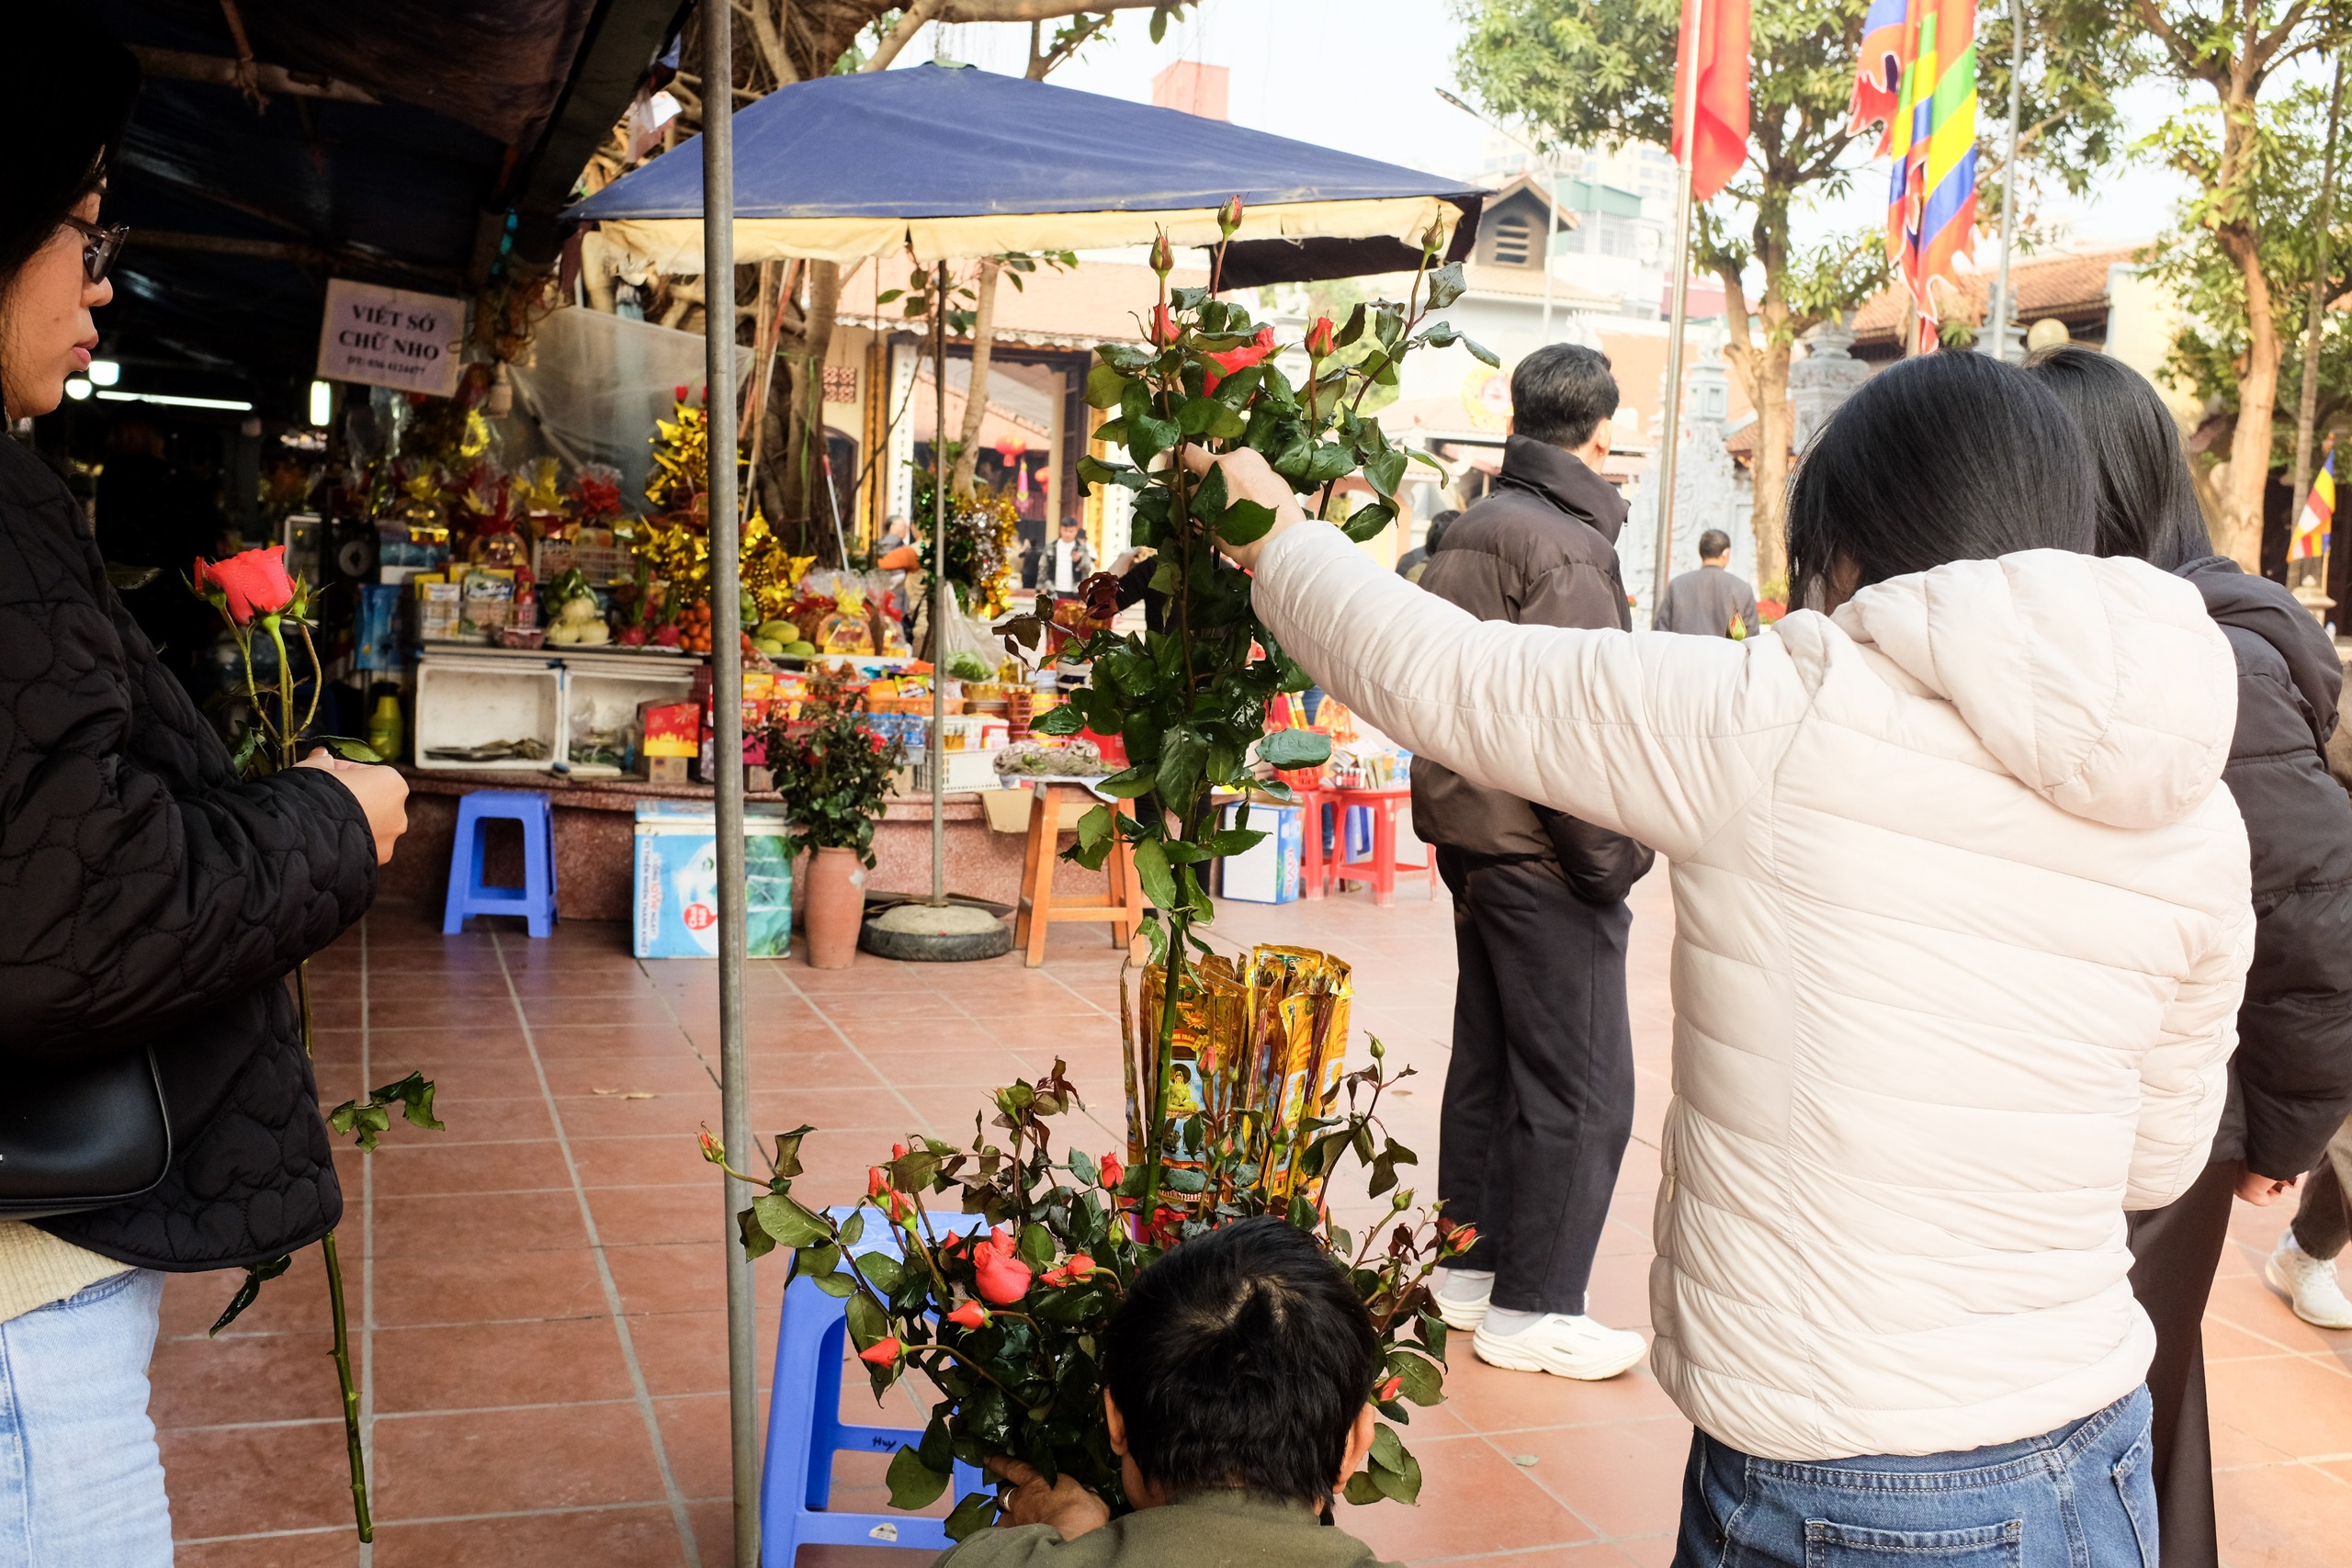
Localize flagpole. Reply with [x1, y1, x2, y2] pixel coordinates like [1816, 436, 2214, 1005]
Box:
[1650, 4, 1705, 626]
[1984, 0, 2026, 361]
[2291, 57, 2344, 528]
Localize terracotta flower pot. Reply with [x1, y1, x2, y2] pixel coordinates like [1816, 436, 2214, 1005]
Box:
[803, 846, 866, 969]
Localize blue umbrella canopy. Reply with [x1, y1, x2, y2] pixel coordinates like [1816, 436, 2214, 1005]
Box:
[567, 62, 1483, 287]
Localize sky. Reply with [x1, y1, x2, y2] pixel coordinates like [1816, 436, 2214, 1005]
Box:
[889, 0, 2245, 263]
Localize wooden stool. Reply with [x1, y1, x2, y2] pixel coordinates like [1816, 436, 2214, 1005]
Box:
[1014, 782, 1147, 967]
[1331, 785, 1434, 908]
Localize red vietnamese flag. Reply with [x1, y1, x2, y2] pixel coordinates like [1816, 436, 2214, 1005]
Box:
[1672, 0, 1753, 201]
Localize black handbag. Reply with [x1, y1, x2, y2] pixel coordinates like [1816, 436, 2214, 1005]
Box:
[0, 1049, 172, 1219]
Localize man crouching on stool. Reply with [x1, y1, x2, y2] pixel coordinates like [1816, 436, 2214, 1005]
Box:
[935, 1215, 1401, 1568]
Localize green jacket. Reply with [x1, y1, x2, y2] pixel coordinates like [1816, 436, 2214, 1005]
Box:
[933, 1491, 1403, 1568]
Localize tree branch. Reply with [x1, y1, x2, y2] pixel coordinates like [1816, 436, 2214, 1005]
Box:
[864, 0, 946, 73]
[941, 0, 1169, 18]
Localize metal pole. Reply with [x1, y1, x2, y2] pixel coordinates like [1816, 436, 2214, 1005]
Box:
[700, 3, 756, 1563]
[930, 261, 949, 907]
[1985, 0, 2025, 360]
[2291, 56, 2345, 517]
[1541, 150, 1557, 344]
[1650, 6, 1703, 626]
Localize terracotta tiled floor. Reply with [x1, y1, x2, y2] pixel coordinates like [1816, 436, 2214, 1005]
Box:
[154, 870, 2351, 1566]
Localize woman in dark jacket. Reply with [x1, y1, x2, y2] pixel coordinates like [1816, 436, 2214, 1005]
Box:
[0, 11, 407, 1560]
[2028, 345, 2352, 1568]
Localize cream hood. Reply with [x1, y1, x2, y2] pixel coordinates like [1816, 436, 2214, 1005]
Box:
[1832, 549, 2238, 830]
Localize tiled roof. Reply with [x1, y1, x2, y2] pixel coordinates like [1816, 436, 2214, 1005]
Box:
[1850, 247, 2143, 344]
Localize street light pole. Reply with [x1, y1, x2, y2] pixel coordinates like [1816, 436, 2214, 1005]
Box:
[1542, 148, 1558, 344]
[1650, 4, 1705, 625]
[1984, 0, 2026, 360]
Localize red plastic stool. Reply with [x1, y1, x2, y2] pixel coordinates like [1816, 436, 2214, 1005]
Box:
[1331, 786, 1433, 908]
[1293, 784, 1339, 899]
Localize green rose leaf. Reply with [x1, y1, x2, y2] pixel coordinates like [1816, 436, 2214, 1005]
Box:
[1342, 502, 1396, 543]
[1257, 729, 1332, 769]
[944, 1491, 1000, 1540]
[1178, 396, 1247, 440]
[1132, 839, 1180, 911]
[1425, 261, 1467, 311]
[1084, 363, 1130, 410]
[1386, 1348, 1445, 1406]
[738, 1207, 777, 1260]
[1461, 333, 1501, 368]
[1033, 705, 1086, 737]
[1343, 1471, 1385, 1506]
[753, 1192, 832, 1248]
[1363, 449, 1408, 499]
[844, 1292, 888, 1350]
[887, 1444, 952, 1510]
[1127, 412, 1180, 464]
[1217, 499, 1277, 547]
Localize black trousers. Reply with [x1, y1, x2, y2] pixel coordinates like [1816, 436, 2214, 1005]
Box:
[2125, 1157, 2239, 1568]
[2290, 1117, 2352, 1258]
[1436, 847, 1636, 1316]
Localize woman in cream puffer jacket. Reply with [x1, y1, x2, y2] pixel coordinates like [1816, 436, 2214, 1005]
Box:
[1206, 354, 2255, 1564]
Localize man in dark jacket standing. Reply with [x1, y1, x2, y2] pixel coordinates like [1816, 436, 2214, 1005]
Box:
[1414, 344, 1652, 1381]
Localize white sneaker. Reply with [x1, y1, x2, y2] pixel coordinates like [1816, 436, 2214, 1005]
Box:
[2265, 1233, 2352, 1329]
[1432, 1269, 1492, 1333]
[1473, 1313, 1647, 1381]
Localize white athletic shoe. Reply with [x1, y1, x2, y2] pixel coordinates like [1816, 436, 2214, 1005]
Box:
[2265, 1233, 2352, 1330]
[1431, 1269, 1492, 1333]
[1473, 1314, 1647, 1381]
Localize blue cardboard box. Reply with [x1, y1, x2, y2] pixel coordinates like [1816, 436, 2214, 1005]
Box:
[633, 800, 795, 958]
[1217, 802, 1303, 904]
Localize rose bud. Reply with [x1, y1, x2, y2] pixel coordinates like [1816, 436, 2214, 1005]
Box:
[1305, 316, 1337, 358]
[1065, 1255, 1097, 1278]
[1149, 232, 1174, 275]
[946, 1300, 990, 1329]
[858, 1337, 902, 1367]
[1377, 1376, 1403, 1404]
[1150, 303, 1177, 346]
[868, 1167, 889, 1198]
[1446, 1224, 1478, 1254]
[892, 1143, 909, 1159]
[1218, 195, 1245, 237]
[1099, 1155, 1125, 1189]
[1042, 1267, 1070, 1288]
[697, 1131, 726, 1165]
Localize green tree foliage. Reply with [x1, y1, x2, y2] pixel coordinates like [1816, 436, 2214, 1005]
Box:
[2037, 0, 2344, 565]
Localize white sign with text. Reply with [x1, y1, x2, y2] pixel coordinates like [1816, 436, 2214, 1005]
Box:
[316, 278, 466, 397]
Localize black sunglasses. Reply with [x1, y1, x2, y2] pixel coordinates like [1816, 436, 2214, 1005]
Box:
[61, 217, 130, 285]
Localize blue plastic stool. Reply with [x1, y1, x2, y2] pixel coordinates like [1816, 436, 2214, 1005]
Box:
[441, 790, 558, 938]
[761, 1208, 990, 1562]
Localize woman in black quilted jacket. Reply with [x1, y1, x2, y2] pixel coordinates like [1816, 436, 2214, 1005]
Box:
[2030, 345, 2352, 1568]
[0, 10, 409, 1562]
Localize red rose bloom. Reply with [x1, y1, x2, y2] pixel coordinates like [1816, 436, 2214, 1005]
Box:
[1203, 326, 1276, 392]
[1150, 303, 1177, 346]
[858, 1337, 901, 1366]
[1304, 317, 1337, 358]
[194, 545, 298, 626]
[973, 1226, 1034, 1304]
[1065, 1254, 1096, 1279]
[1098, 1155, 1124, 1190]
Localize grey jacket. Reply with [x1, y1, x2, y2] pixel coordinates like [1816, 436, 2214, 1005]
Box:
[936, 1492, 1401, 1568]
[1655, 563, 1758, 638]
[1409, 435, 1653, 902]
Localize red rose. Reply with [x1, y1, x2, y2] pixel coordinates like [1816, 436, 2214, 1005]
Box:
[891, 1143, 909, 1159]
[974, 1227, 1034, 1304]
[1098, 1155, 1124, 1190]
[1042, 1267, 1069, 1288]
[1305, 317, 1337, 358]
[858, 1337, 901, 1366]
[1203, 326, 1275, 393]
[868, 1167, 889, 1198]
[1444, 1224, 1478, 1255]
[194, 545, 297, 626]
[946, 1300, 989, 1329]
[1151, 303, 1177, 346]
[1376, 1375, 1403, 1404]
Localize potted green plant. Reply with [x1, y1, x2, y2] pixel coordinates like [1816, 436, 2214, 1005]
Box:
[768, 703, 905, 966]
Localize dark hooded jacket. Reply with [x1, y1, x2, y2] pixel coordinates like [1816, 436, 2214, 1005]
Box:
[2179, 555, 2352, 1179]
[1409, 435, 1654, 903]
[0, 435, 374, 1268]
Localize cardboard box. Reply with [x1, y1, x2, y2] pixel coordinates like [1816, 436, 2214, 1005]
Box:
[639, 700, 701, 758]
[1216, 802, 1303, 904]
[632, 801, 795, 958]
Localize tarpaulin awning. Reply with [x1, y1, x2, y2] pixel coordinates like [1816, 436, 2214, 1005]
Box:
[567, 62, 1484, 287]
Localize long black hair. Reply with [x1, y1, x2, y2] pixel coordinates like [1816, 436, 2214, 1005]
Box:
[0, 6, 141, 288]
[1786, 351, 2098, 609]
[2022, 344, 2215, 570]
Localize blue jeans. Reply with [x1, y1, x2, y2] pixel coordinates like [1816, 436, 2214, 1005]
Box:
[0, 1269, 173, 1568]
[1675, 1386, 2158, 1567]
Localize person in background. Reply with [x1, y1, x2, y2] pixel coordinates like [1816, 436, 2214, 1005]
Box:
[1411, 343, 1653, 1382]
[2269, 1122, 2352, 1327]
[938, 1217, 1398, 1568]
[96, 415, 224, 696]
[1653, 527, 1758, 637]
[1200, 348, 2256, 1568]
[1395, 508, 1459, 581]
[0, 11, 411, 1561]
[2026, 344, 2352, 1568]
[1046, 514, 1094, 598]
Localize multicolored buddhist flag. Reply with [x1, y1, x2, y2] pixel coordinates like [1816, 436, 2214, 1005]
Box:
[1851, 0, 1979, 351]
[2290, 448, 2336, 563]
